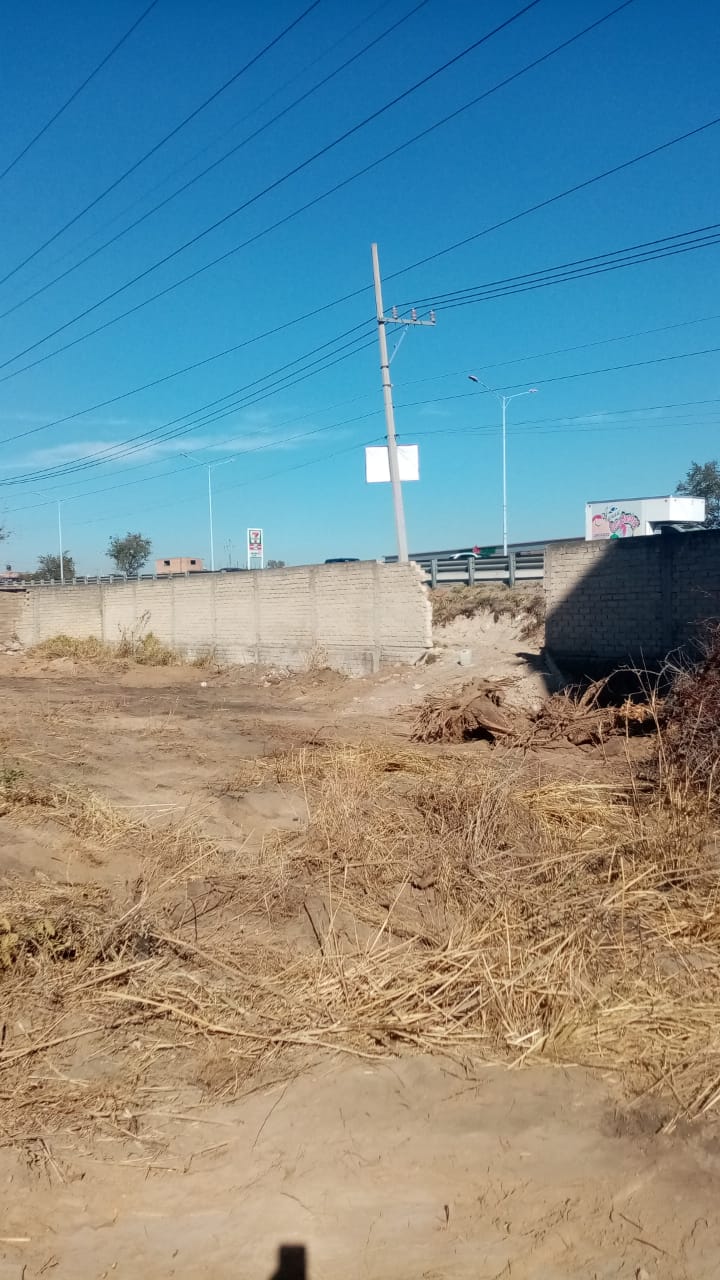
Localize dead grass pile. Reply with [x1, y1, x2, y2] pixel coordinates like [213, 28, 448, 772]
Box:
[225, 741, 445, 791]
[413, 676, 655, 746]
[432, 583, 545, 637]
[30, 631, 217, 669]
[2, 741, 719, 1139]
[662, 622, 720, 807]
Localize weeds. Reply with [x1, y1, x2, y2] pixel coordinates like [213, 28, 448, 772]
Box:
[2, 734, 719, 1139]
[30, 631, 214, 668]
[662, 622, 720, 808]
[432, 583, 545, 637]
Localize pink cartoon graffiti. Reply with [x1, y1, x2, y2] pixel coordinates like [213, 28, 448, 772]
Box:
[591, 507, 641, 539]
[607, 506, 640, 538]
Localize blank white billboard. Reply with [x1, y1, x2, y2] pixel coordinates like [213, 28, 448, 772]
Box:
[365, 444, 419, 483]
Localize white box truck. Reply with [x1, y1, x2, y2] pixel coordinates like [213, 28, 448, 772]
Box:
[585, 495, 706, 541]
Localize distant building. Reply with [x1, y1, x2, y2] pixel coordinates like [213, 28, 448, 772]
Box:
[155, 557, 204, 575]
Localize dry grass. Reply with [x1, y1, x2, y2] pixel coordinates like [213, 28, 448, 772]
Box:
[224, 741, 448, 791]
[29, 631, 218, 669]
[432, 583, 545, 636]
[662, 622, 720, 808]
[1, 739, 720, 1143]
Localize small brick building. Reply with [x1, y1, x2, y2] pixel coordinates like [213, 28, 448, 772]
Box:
[155, 557, 204, 574]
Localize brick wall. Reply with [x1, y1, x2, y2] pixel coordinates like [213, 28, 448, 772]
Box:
[0, 591, 24, 645]
[3, 562, 432, 674]
[545, 531, 720, 669]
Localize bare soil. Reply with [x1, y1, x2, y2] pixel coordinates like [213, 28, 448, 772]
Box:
[1, 618, 718, 1280]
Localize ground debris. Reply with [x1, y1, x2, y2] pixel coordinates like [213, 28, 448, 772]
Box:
[412, 676, 656, 746]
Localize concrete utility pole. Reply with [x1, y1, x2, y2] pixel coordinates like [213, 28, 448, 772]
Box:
[371, 243, 435, 563]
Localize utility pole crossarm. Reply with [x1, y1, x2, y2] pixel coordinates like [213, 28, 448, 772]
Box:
[386, 305, 436, 327]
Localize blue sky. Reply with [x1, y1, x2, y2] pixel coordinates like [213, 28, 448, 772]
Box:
[0, 0, 718, 572]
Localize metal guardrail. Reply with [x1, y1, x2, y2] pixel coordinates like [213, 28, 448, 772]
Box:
[409, 549, 544, 588]
[0, 569, 243, 589]
[0, 554, 547, 592]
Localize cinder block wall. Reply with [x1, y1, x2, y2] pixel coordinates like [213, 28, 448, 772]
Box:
[546, 532, 720, 669]
[0, 592, 24, 645]
[4, 562, 432, 674]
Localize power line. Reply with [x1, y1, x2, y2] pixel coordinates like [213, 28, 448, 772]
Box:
[3, 209, 716, 463]
[0, 324, 377, 486]
[5, 301, 720, 499]
[0, 3, 697, 393]
[0, 1, 645, 390]
[402, 222, 720, 309]
[431, 230, 720, 310]
[0, 0, 324, 288]
[0, 0, 161, 184]
[12, 0, 403, 289]
[7, 394, 720, 531]
[1, 406, 387, 517]
[0, 0, 544, 375]
[384, 115, 720, 286]
[0, 300, 376, 447]
[61, 390, 720, 533]
[397, 310, 720, 384]
[0, 0, 433, 323]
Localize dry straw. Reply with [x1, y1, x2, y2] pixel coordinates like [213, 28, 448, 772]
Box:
[1, 737, 719, 1143]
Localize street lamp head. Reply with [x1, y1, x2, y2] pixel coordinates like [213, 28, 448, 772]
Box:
[468, 375, 479, 383]
[529, 388, 539, 393]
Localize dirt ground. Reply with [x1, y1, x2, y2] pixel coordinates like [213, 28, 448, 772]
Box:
[1, 616, 719, 1280]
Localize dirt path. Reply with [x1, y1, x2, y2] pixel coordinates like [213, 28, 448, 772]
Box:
[1, 629, 718, 1280]
[3, 1056, 719, 1280]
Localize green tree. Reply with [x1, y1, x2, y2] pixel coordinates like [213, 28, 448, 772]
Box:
[107, 532, 152, 577]
[677, 460, 720, 529]
[36, 552, 75, 580]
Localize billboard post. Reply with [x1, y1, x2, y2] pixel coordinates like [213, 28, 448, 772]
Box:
[247, 527, 263, 570]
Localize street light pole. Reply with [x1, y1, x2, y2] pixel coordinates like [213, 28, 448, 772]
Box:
[180, 453, 236, 572]
[468, 376, 538, 555]
[208, 464, 215, 573]
[501, 395, 509, 558]
[57, 501, 64, 584]
[207, 458, 236, 571]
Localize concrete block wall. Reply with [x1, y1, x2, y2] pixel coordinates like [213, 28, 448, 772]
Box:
[670, 531, 720, 645]
[0, 592, 24, 646]
[3, 562, 432, 674]
[546, 531, 720, 669]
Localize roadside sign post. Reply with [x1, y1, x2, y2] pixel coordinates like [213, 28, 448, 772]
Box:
[247, 527, 264, 570]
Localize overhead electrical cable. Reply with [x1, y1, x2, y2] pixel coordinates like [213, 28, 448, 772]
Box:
[0, 0, 161, 183]
[0, 0, 433, 323]
[0, 0, 546, 374]
[2, 213, 715, 460]
[384, 116, 720, 285]
[6, 395, 720, 526]
[0, 1, 647, 389]
[0, 325, 377, 485]
[400, 223, 720, 311]
[16, 0, 404, 285]
[0, 0, 324, 286]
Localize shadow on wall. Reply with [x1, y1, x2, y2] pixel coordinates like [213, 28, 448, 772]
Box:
[544, 528, 720, 680]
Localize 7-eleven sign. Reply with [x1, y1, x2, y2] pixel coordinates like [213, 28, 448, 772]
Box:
[247, 527, 263, 567]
